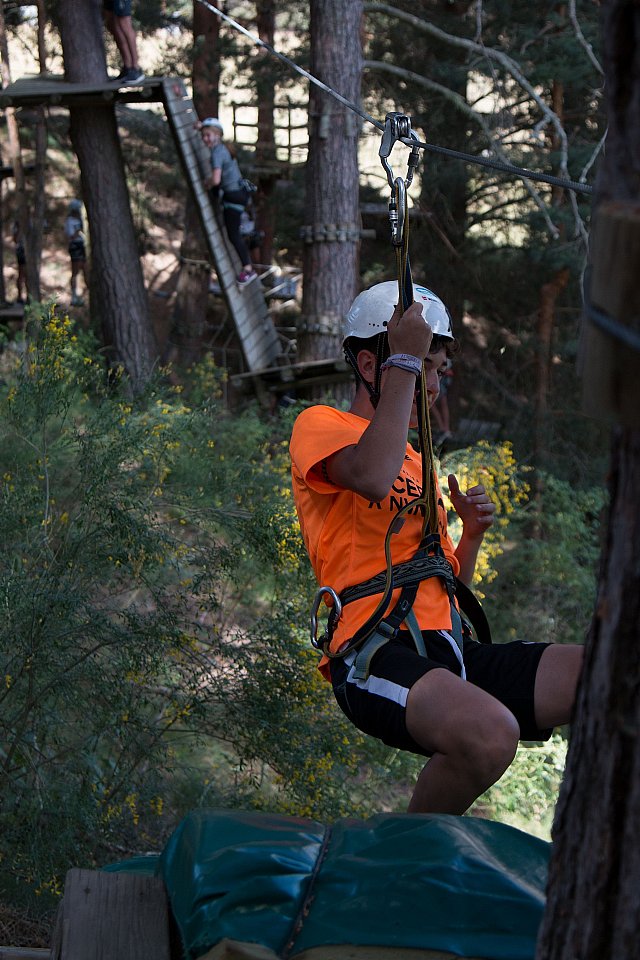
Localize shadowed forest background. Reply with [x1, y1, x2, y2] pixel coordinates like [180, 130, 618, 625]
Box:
[0, 0, 611, 947]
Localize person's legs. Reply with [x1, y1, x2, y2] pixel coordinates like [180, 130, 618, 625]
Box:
[406, 668, 520, 813]
[223, 204, 252, 272]
[15, 244, 27, 302]
[112, 15, 138, 70]
[534, 643, 583, 729]
[17, 265, 26, 302]
[70, 261, 86, 305]
[104, 0, 141, 77]
[331, 631, 521, 816]
[103, 8, 128, 66]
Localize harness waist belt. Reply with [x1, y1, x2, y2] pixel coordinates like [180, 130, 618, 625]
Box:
[339, 553, 455, 609]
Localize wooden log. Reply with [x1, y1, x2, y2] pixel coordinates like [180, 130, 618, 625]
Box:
[52, 868, 170, 960]
[580, 200, 640, 427]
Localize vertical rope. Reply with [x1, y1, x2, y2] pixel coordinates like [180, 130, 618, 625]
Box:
[392, 180, 439, 540]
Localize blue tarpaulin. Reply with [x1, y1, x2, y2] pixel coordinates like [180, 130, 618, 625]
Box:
[154, 809, 549, 960]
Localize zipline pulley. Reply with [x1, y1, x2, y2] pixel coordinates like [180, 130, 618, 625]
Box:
[379, 112, 421, 249]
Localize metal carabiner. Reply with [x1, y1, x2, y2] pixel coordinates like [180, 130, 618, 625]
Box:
[379, 111, 413, 188]
[380, 113, 420, 248]
[389, 176, 406, 247]
[310, 586, 342, 650]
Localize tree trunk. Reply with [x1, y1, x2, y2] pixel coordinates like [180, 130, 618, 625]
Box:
[530, 71, 568, 532]
[0, 163, 5, 305]
[23, 0, 48, 303]
[57, 0, 157, 392]
[166, 1, 220, 371]
[299, 0, 362, 384]
[536, 2, 640, 957]
[192, 0, 220, 115]
[254, 0, 277, 266]
[530, 265, 569, 533]
[23, 106, 46, 303]
[0, 2, 29, 302]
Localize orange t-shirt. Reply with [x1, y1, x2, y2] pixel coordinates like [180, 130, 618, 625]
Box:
[289, 405, 460, 679]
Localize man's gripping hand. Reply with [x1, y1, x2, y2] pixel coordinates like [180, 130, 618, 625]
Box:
[387, 300, 432, 361]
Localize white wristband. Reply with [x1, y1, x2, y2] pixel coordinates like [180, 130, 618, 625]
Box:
[380, 353, 423, 377]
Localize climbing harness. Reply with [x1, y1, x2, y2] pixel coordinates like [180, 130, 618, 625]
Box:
[310, 113, 492, 677]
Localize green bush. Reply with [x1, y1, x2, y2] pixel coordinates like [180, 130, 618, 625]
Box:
[0, 309, 383, 908]
[482, 472, 605, 646]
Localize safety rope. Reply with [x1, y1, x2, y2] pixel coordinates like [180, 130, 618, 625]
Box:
[193, 0, 593, 197]
[318, 142, 445, 661]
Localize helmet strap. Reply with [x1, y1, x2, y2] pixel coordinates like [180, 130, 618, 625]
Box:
[344, 333, 387, 409]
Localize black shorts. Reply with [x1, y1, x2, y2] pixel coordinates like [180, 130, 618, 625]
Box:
[69, 240, 86, 262]
[329, 629, 552, 757]
[103, 0, 132, 15]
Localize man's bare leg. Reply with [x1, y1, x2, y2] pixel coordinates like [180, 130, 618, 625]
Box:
[534, 643, 583, 728]
[405, 668, 520, 814]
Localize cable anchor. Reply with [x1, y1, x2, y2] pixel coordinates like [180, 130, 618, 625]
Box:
[379, 112, 420, 247]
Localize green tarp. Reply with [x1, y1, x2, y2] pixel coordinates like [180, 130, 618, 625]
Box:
[157, 809, 549, 960]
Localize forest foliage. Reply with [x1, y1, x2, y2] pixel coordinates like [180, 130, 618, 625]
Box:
[0, 0, 610, 921]
[0, 305, 602, 911]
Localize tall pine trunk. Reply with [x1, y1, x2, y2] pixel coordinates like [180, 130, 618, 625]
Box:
[298, 0, 362, 383]
[57, 0, 157, 392]
[0, 2, 29, 301]
[254, 0, 277, 266]
[536, 2, 640, 957]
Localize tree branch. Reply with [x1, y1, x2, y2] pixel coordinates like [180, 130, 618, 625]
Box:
[364, 58, 561, 239]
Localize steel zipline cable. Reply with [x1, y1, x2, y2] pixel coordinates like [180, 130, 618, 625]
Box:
[193, 0, 593, 197]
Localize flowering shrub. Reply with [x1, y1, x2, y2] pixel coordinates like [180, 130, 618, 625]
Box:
[441, 440, 530, 593]
[0, 309, 348, 906]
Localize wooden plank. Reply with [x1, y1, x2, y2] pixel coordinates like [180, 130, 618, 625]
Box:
[56, 868, 170, 960]
[0, 949, 49, 959]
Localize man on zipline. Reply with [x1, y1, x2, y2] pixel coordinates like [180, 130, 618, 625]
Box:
[290, 281, 582, 815]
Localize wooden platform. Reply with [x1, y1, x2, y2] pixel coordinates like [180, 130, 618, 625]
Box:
[0, 304, 26, 321]
[0, 74, 166, 109]
[230, 355, 352, 393]
[1, 73, 283, 375]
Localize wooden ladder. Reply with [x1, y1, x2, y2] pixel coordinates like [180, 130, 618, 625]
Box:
[161, 78, 282, 374]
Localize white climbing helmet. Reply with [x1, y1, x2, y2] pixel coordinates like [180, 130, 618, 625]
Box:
[200, 117, 224, 135]
[343, 280, 454, 343]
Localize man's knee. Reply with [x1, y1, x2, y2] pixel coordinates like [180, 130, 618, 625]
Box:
[454, 710, 520, 785]
[407, 668, 520, 783]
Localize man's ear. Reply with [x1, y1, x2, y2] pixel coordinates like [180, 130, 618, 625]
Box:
[356, 349, 377, 384]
